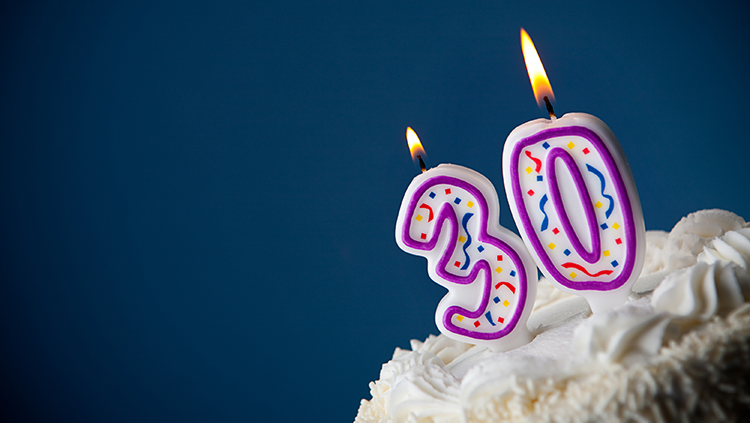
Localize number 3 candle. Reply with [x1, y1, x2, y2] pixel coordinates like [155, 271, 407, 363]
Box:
[502, 29, 646, 313]
[396, 128, 538, 351]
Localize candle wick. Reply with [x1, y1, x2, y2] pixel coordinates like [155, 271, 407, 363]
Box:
[417, 155, 427, 173]
[543, 96, 556, 120]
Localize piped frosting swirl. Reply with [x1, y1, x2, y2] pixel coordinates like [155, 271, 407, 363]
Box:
[572, 306, 671, 364]
[652, 261, 750, 322]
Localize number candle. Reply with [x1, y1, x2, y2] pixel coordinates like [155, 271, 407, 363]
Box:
[397, 128, 537, 351]
[502, 29, 645, 314]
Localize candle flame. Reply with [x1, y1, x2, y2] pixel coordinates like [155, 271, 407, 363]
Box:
[521, 28, 555, 108]
[406, 127, 426, 161]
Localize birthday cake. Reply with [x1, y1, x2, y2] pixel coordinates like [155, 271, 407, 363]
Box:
[355, 209, 750, 423]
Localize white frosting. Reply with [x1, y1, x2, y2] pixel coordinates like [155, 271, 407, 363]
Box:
[629, 230, 670, 293]
[462, 304, 750, 423]
[531, 277, 577, 312]
[355, 210, 750, 423]
[650, 227, 750, 336]
[355, 335, 480, 423]
[640, 230, 669, 276]
[652, 261, 750, 322]
[389, 365, 462, 423]
[572, 305, 671, 364]
[698, 228, 750, 269]
[659, 209, 746, 270]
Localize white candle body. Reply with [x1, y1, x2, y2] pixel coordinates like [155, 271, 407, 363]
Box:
[396, 164, 537, 351]
[502, 113, 645, 314]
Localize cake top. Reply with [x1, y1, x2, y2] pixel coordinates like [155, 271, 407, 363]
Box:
[356, 209, 750, 423]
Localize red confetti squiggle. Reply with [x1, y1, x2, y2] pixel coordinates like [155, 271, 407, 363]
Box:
[494, 281, 516, 293]
[419, 203, 434, 222]
[561, 262, 613, 277]
[525, 150, 542, 173]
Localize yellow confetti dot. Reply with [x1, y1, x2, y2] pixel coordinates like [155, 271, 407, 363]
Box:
[458, 236, 466, 243]
[525, 166, 533, 174]
[567, 141, 575, 149]
[456, 315, 464, 322]
[466, 201, 474, 208]
[603, 250, 611, 257]
[595, 201, 603, 209]
[503, 300, 510, 307]
[415, 215, 423, 222]
[613, 222, 620, 230]
[548, 243, 556, 250]
[570, 272, 577, 279]
[495, 267, 503, 274]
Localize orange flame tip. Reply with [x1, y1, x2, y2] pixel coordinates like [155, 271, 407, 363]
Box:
[406, 127, 426, 161]
[521, 28, 555, 108]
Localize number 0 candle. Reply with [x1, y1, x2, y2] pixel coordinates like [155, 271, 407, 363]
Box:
[396, 128, 537, 351]
[502, 29, 646, 314]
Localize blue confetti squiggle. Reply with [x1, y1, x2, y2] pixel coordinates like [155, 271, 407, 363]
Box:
[485, 311, 497, 326]
[460, 213, 474, 270]
[586, 164, 614, 218]
[539, 194, 549, 231]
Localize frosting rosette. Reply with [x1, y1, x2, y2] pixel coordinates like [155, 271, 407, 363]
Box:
[698, 228, 750, 269]
[355, 335, 478, 423]
[651, 227, 750, 332]
[652, 261, 750, 324]
[659, 209, 746, 271]
[389, 364, 462, 423]
[572, 305, 671, 364]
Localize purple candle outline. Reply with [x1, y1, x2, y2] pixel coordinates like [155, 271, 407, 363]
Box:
[401, 175, 528, 340]
[509, 125, 637, 291]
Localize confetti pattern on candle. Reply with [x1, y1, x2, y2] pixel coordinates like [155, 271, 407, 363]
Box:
[561, 262, 613, 277]
[419, 203, 434, 222]
[586, 164, 614, 218]
[525, 150, 542, 173]
[460, 213, 474, 270]
[539, 194, 549, 232]
[494, 281, 516, 293]
[507, 125, 640, 293]
[398, 173, 530, 341]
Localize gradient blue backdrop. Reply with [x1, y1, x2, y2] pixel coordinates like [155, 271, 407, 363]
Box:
[1, 1, 749, 422]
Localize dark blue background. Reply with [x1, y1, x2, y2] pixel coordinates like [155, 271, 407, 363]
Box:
[1, 1, 748, 421]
